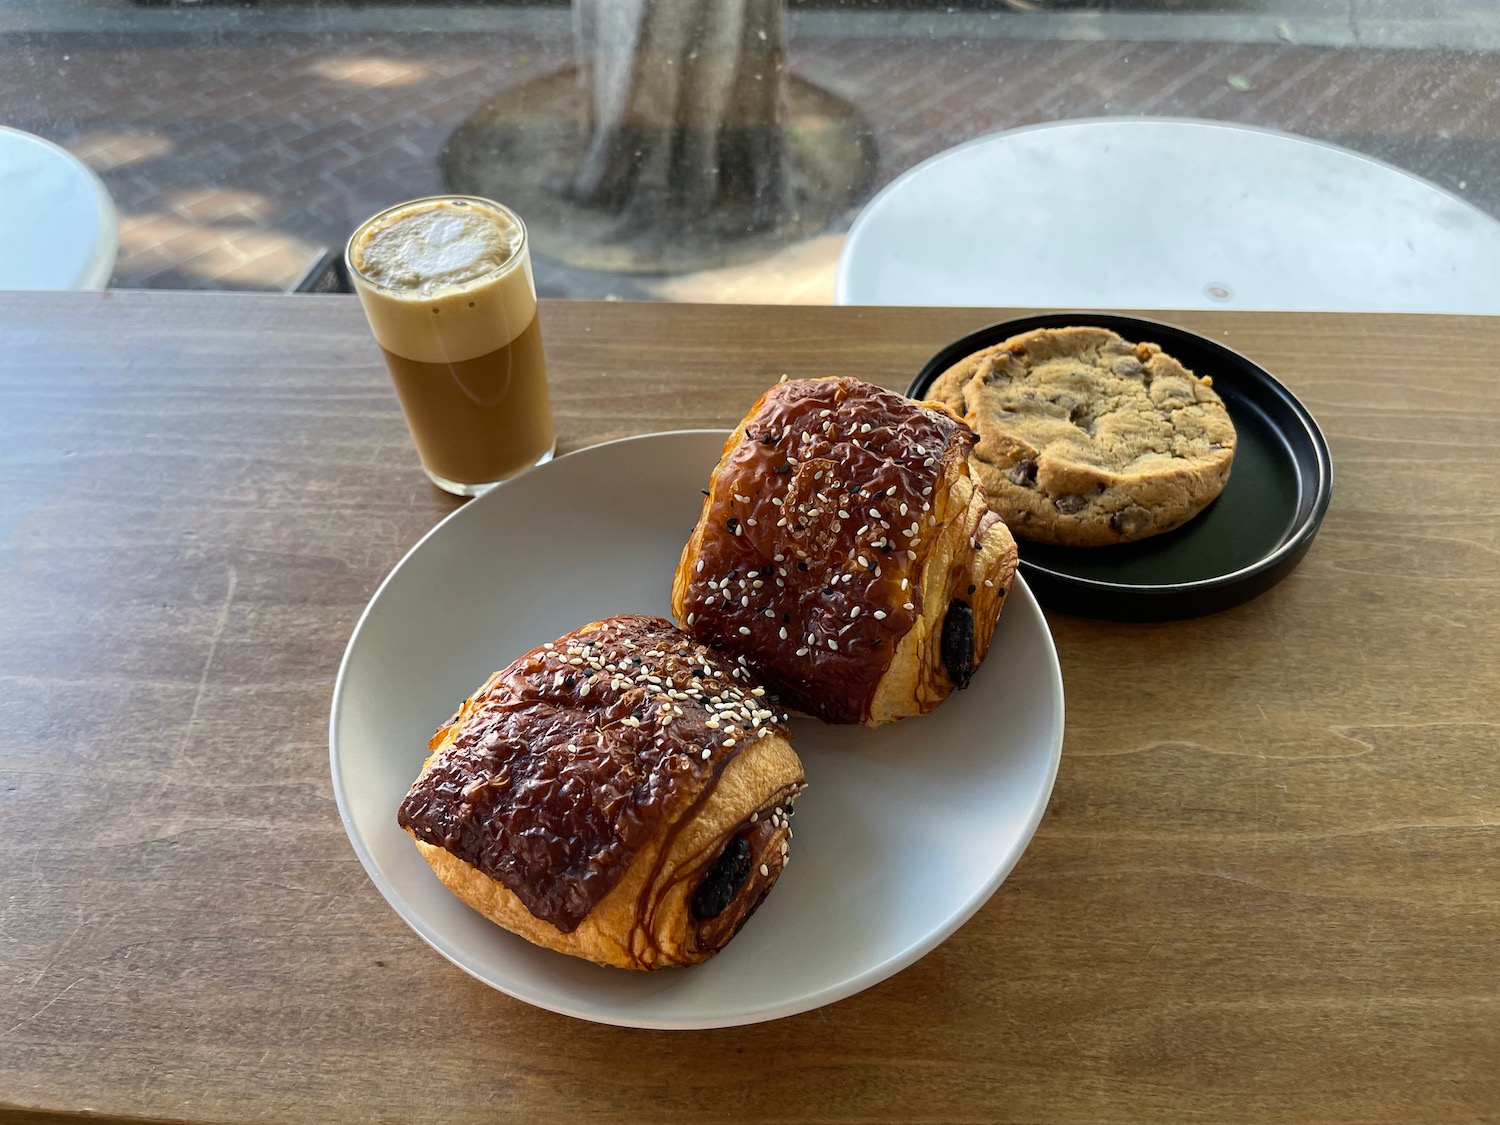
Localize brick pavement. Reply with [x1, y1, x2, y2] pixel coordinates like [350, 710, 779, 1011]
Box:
[3, 14, 1499, 300]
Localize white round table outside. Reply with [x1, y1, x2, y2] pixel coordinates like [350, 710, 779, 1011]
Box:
[836, 117, 1500, 314]
[0, 126, 117, 290]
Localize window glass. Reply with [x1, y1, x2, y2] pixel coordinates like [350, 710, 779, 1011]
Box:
[4, 1, 1493, 304]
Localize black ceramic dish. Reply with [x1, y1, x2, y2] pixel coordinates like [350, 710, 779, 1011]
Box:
[908, 313, 1333, 621]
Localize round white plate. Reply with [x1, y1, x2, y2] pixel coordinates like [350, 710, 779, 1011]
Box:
[331, 430, 1063, 1029]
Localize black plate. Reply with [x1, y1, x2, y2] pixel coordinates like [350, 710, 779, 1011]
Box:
[908, 313, 1333, 621]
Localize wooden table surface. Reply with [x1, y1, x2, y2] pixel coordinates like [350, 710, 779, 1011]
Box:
[2, 291, 1497, 1125]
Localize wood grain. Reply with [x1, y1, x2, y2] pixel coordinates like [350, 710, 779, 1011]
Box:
[1, 291, 1497, 1125]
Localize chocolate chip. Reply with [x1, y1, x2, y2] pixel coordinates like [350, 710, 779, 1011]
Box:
[1110, 505, 1152, 537]
[1007, 459, 1038, 487]
[1112, 356, 1143, 378]
[1054, 494, 1088, 514]
[940, 599, 975, 689]
[691, 835, 754, 920]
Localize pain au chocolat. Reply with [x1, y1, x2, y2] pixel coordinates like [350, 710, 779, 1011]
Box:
[672, 377, 1019, 726]
[397, 615, 805, 970]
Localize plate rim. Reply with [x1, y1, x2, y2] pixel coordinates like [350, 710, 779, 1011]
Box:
[329, 428, 1064, 1029]
[906, 312, 1334, 603]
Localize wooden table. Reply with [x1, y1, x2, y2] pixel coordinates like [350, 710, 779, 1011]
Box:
[3, 292, 1497, 1125]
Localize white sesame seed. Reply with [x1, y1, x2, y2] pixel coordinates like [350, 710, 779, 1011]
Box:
[819, 409, 831, 417]
[984, 578, 995, 587]
[873, 610, 887, 620]
[807, 634, 816, 646]
[857, 555, 869, 568]
[741, 596, 750, 607]
[760, 864, 770, 877]
[838, 510, 850, 520]
[724, 737, 736, 747]
[901, 578, 909, 589]
[796, 647, 809, 656]
[828, 639, 838, 650]
[860, 423, 870, 433]
[850, 606, 861, 618]
[868, 508, 881, 519]
[750, 812, 758, 823]
[908, 550, 918, 561]
[695, 560, 704, 573]
[904, 602, 915, 611]
[779, 627, 788, 640]
[702, 748, 712, 760]
[686, 612, 696, 626]
[737, 626, 751, 635]
[751, 686, 766, 696]
[900, 503, 908, 516]
[734, 494, 750, 503]
[543, 642, 554, 650]
[747, 518, 757, 526]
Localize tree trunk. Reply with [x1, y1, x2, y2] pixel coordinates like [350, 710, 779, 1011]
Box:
[565, 0, 790, 235]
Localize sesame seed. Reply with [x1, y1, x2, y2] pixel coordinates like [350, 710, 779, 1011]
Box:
[734, 494, 750, 503]
[828, 639, 838, 650]
[838, 510, 850, 519]
[702, 748, 712, 760]
[738, 626, 751, 635]
[819, 409, 831, 417]
[686, 612, 695, 626]
[724, 737, 736, 747]
[750, 812, 758, 823]
[747, 518, 757, 526]
[857, 555, 869, 568]
[901, 578, 909, 589]
[850, 606, 861, 618]
[695, 560, 704, 573]
[779, 626, 788, 640]
[751, 686, 766, 696]
[860, 423, 870, 433]
[741, 596, 750, 607]
[868, 508, 881, 519]
[904, 602, 915, 611]
[900, 503, 908, 516]
[873, 610, 887, 620]
[542, 642, 554, 650]
[796, 647, 809, 656]
[760, 864, 770, 877]
[984, 578, 995, 587]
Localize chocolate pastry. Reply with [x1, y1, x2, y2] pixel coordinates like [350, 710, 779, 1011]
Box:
[671, 377, 1018, 726]
[925, 326, 1237, 546]
[397, 615, 805, 970]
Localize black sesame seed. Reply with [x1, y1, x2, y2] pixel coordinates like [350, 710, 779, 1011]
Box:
[796, 562, 809, 572]
[773, 464, 791, 475]
[872, 490, 887, 501]
[727, 517, 739, 534]
[879, 544, 893, 555]
[968, 584, 977, 595]
[701, 489, 710, 497]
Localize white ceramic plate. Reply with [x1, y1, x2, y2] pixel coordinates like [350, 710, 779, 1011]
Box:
[331, 430, 1063, 1029]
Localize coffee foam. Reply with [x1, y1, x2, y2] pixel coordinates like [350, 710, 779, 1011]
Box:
[349, 198, 537, 365]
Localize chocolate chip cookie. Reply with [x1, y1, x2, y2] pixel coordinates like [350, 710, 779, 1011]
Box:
[925, 326, 1236, 547]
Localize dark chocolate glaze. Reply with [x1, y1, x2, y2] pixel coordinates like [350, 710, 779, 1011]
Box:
[681, 378, 977, 723]
[397, 615, 790, 933]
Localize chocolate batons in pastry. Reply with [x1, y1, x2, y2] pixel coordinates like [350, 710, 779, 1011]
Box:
[397, 615, 805, 970]
[672, 377, 1019, 726]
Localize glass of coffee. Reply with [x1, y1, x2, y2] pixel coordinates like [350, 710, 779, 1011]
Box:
[346, 195, 555, 496]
